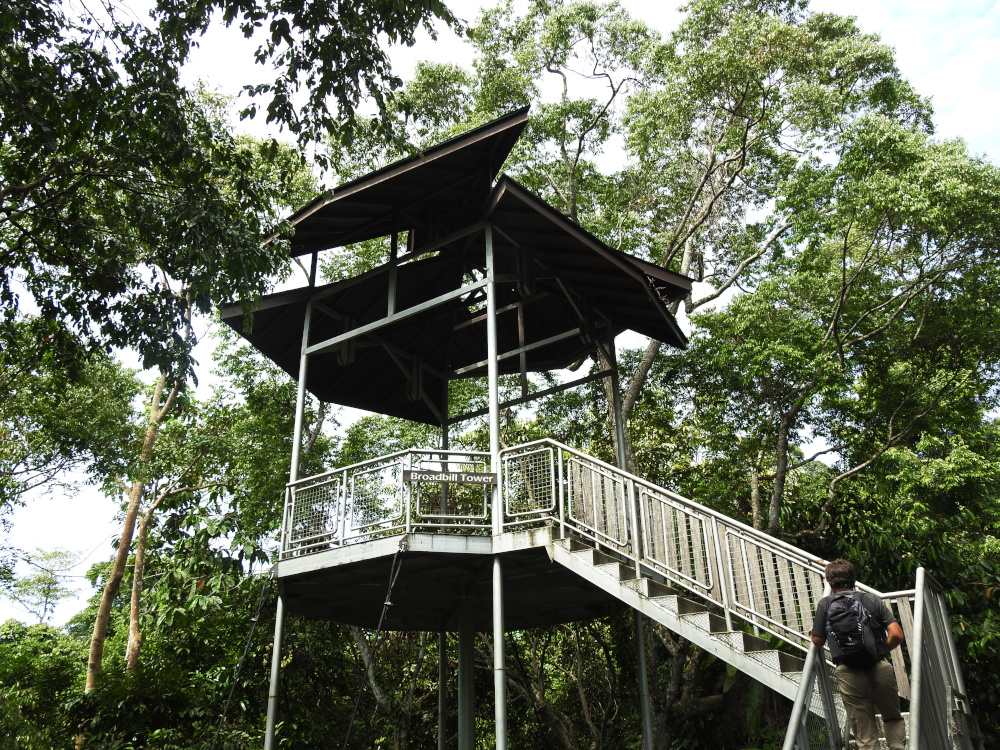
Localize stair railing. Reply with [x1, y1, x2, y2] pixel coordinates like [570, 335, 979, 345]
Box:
[501, 438, 831, 652]
[781, 642, 844, 750]
[909, 567, 982, 750]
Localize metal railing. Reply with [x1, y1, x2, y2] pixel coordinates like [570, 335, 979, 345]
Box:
[282, 448, 492, 557]
[279, 438, 977, 748]
[781, 643, 845, 750]
[907, 568, 982, 750]
[500, 439, 828, 651]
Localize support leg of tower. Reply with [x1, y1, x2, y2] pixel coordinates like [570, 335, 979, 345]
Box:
[635, 611, 654, 750]
[458, 598, 475, 750]
[439, 631, 447, 750]
[494, 556, 507, 750]
[263, 596, 285, 750]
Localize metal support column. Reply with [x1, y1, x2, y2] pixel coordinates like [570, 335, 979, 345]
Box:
[485, 222, 507, 750]
[264, 298, 313, 750]
[458, 599, 475, 750]
[493, 556, 506, 750]
[438, 631, 447, 750]
[263, 597, 285, 750]
[606, 335, 654, 750]
[485, 223, 502, 532]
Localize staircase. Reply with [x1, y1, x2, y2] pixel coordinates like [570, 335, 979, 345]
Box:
[553, 536, 819, 709]
[282, 437, 983, 750]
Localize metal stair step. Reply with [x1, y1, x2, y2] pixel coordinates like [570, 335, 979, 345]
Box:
[678, 611, 729, 634]
[595, 561, 638, 581]
[747, 649, 806, 674]
[714, 630, 772, 654]
[568, 546, 621, 568]
[624, 576, 680, 599]
[559, 537, 595, 552]
[652, 594, 708, 616]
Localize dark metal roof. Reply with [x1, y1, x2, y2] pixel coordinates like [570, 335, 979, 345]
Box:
[221, 111, 690, 425]
[277, 107, 530, 256]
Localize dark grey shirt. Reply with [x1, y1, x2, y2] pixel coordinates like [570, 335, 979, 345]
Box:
[812, 589, 897, 665]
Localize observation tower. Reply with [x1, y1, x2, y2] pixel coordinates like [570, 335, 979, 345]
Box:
[221, 109, 981, 750]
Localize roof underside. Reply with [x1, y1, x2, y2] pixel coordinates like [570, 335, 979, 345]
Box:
[221, 111, 690, 425]
[280, 108, 531, 256]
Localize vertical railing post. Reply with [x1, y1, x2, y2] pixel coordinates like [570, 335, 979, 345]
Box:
[405, 452, 412, 535]
[557, 447, 566, 538]
[340, 468, 348, 543]
[281, 486, 293, 559]
[711, 518, 734, 631]
[909, 568, 927, 750]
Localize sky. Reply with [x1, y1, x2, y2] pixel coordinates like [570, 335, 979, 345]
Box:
[4, 0, 999, 626]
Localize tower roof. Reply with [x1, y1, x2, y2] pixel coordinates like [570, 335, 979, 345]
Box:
[221, 111, 690, 424]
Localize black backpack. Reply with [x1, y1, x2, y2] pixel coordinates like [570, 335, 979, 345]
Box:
[824, 592, 883, 666]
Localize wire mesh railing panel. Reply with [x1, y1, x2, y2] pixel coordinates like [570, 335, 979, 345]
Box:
[502, 447, 556, 517]
[638, 487, 713, 592]
[285, 476, 341, 556]
[411, 454, 491, 523]
[413, 481, 489, 520]
[347, 459, 406, 537]
[724, 530, 822, 647]
[565, 455, 628, 547]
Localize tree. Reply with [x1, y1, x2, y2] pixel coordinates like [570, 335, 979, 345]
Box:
[0, 318, 141, 515]
[0, 619, 88, 748]
[1, 0, 455, 377]
[2, 548, 82, 624]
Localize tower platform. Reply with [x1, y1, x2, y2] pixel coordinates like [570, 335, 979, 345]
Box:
[275, 527, 626, 630]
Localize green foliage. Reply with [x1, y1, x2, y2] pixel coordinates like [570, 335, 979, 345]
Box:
[0, 317, 141, 525]
[2, 548, 82, 624]
[0, 619, 87, 748]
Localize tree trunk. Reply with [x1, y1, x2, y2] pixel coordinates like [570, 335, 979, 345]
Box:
[125, 505, 156, 674]
[84, 374, 179, 693]
[767, 401, 803, 537]
[750, 465, 763, 531]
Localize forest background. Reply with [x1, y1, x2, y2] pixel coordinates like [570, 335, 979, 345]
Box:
[2, 0, 999, 748]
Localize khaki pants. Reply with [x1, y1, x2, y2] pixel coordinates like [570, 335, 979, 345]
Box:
[835, 660, 906, 750]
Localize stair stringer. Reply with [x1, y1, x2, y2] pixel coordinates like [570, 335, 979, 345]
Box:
[549, 538, 840, 723]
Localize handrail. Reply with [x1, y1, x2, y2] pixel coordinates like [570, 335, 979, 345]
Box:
[908, 567, 979, 750]
[500, 439, 828, 652]
[781, 643, 843, 750]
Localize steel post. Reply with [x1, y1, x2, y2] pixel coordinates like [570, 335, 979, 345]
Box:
[485, 224, 502, 534]
[493, 556, 507, 750]
[438, 631, 447, 750]
[288, 299, 313, 485]
[263, 596, 285, 750]
[633, 612, 654, 750]
[909, 567, 927, 750]
[609, 337, 654, 750]
[458, 598, 475, 750]
[265, 297, 313, 749]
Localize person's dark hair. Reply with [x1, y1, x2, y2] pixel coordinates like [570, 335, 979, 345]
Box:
[825, 559, 856, 590]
